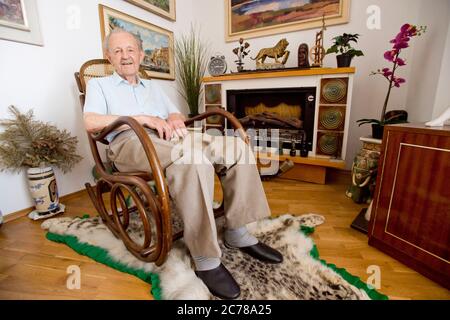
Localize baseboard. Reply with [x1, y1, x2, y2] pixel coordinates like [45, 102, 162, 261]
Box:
[3, 189, 87, 224]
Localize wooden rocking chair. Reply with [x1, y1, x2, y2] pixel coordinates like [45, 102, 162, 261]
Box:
[74, 59, 248, 266]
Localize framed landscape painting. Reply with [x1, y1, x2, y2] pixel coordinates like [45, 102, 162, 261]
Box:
[0, 0, 43, 45]
[99, 5, 175, 80]
[226, 0, 350, 42]
[125, 0, 176, 21]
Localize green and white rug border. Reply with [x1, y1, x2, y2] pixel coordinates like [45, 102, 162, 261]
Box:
[45, 214, 388, 300]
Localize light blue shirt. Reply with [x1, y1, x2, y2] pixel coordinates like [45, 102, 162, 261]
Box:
[84, 72, 180, 141]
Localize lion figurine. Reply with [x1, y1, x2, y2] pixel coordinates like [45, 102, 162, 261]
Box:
[251, 38, 290, 65]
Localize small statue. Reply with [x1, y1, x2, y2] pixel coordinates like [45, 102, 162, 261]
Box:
[298, 43, 310, 68]
[310, 15, 327, 68]
[251, 38, 290, 70]
[426, 106, 450, 127]
[290, 140, 297, 157]
[233, 38, 250, 72]
[346, 144, 380, 204]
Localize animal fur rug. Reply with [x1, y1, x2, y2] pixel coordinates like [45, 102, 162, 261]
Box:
[42, 213, 385, 300]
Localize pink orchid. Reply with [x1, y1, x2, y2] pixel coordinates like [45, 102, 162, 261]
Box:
[400, 24, 411, 32]
[371, 23, 426, 123]
[384, 50, 396, 62]
[382, 68, 393, 77]
[395, 58, 406, 66]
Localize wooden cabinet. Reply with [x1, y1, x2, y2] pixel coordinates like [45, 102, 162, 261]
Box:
[368, 124, 450, 289]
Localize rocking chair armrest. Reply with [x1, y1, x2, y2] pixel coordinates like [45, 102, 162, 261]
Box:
[91, 116, 170, 208]
[184, 109, 249, 144]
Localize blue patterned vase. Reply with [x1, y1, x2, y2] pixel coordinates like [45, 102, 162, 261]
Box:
[27, 167, 60, 214]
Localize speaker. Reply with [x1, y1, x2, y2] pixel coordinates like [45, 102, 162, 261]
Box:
[317, 131, 343, 157]
[204, 84, 224, 131]
[316, 77, 349, 159]
[319, 105, 346, 131]
[320, 78, 348, 105]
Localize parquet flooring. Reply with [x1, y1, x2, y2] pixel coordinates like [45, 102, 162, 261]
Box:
[0, 172, 448, 300]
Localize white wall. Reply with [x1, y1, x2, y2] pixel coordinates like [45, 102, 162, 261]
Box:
[0, 0, 194, 216]
[193, 0, 449, 168]
[431, 16, 450, 119]
[405, 0, 450, 122]
[2, 0, 449, 216]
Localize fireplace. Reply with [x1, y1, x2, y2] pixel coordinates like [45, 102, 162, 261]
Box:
[226, 87, 316, 153]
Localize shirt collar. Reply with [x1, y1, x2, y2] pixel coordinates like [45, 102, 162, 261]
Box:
[112, 72, 146, 88]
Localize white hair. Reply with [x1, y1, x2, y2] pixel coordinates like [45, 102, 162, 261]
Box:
[103, 28, 143, 52]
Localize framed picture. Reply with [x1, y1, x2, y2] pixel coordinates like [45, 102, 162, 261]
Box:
[0, 0, 43, 46]
[225, 0, 350, 42]
[99, 5, 175, 81]
[125, 0, 176, 21]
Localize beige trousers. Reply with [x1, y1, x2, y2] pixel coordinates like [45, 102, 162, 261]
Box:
[107, 129, 271, 258]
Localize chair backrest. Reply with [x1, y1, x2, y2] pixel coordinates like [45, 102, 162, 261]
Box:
[75, 59, 151, 110]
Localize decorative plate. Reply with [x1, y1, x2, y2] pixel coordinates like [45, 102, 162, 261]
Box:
[322, 79, 347, 103]
[320, 108, 344, 130]
[206, 106, 223, 125]
[205, 84, 221, 105]
[318, 134, 339, 155]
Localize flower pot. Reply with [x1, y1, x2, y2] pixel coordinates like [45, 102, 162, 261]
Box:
[371, 124, 385, 140]
[27, 166, 64, 220]
[336, 54, 353, 68]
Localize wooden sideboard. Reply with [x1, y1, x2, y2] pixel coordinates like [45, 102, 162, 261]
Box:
[368, 123, 450, 289]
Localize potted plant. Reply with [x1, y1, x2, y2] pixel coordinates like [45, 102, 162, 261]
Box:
[174, 26, 209, 117]
[0, 106, 82, 220]
[357, 24, 426, 139]
[326, 33, 364, 67]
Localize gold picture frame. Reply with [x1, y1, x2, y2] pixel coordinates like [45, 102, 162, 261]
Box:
[99, 5, 175, 81]
[225, 0, 350, 42]
[125, 0, 176, 21]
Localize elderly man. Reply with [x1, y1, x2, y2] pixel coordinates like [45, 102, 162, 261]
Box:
[83, 28, 282, 299]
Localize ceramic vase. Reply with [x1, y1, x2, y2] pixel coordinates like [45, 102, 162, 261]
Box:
[27, 167, 60, 214]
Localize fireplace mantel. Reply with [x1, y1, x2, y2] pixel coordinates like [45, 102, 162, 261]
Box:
[201, 67, 356, 184]
[203, 67, 355, 82]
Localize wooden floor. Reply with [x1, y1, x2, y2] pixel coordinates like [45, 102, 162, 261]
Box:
[0, 172, 449, 300]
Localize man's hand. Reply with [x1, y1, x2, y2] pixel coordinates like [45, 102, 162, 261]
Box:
[167, 113, 188, 139]
[135, 115, 173, 141]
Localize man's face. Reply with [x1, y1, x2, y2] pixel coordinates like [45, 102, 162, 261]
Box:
[106, 32, 144, 80]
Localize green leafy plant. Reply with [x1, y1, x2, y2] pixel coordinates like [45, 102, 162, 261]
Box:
[355, 114, 407, 127]
[0, 106, 82, 173]
[174, 26, 209, 117]
[326, 33, 364, 58]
